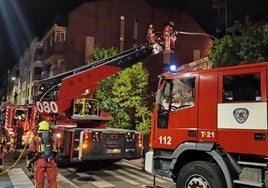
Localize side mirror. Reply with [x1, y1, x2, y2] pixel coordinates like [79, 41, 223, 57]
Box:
[155, 90, 163, 105]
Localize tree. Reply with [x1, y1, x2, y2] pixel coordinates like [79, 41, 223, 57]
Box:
[210, 17, 268, 67]
[112, 62, 152, 133]
[92, 46, 152, 133]
[95, 62, 152, 133]
[87, 44, 118, 64]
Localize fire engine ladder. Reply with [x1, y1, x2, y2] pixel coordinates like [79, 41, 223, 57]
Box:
[233, 160, 267, 187]
[72, 129, 81, 161]
[34, 43, 162, 101]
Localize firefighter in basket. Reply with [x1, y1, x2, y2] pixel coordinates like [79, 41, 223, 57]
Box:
[147, 24, 157, 44]
[163, 21, 178, 50]
[26, 120, 59, 188]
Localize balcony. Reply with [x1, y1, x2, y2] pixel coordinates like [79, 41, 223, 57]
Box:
[42, 42, 66, 64]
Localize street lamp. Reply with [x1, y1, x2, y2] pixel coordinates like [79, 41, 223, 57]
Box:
[11, 76, 18, 104]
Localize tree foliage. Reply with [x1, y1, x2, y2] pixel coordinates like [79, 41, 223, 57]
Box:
[95, 62, 152, 133]
[210, 17, 268, 67]
[87, 44, 118, 64]
[92, 46, 152, 133]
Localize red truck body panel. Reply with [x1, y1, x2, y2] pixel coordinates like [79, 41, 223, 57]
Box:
[57, 65, 121, 112]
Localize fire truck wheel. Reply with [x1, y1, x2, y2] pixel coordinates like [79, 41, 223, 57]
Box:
[176, 161, 226, 188]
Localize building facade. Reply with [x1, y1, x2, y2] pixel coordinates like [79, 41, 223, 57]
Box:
[8, 0, 213, 104]
[16, 37, 43, 105]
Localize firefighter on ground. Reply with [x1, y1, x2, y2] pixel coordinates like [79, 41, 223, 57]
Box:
[26, 120, 58, 188]
[147, 24, 157, 44]
[163, 21, 177, 50]
[17, 113, 30, 132]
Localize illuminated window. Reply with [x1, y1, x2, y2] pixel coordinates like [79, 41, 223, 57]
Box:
[55, 31, 66, 42]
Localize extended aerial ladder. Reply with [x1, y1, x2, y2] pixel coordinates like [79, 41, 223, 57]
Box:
[34, 43, 162, 117]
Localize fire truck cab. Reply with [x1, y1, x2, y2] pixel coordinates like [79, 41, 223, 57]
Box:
[4, 104, 35, 159]
[146, 61, 268, 188]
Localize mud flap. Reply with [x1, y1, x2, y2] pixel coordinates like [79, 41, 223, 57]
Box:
[145, 151, 154, 174]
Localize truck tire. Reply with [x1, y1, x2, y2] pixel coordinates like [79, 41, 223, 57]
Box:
[176, 161, 227, 188]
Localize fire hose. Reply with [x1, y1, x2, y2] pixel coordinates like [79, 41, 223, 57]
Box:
[0, 129, 33, 175]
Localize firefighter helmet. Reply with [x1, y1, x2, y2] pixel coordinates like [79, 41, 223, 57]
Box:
[21, 113, 26, 119]
[38, 120, 50, 131]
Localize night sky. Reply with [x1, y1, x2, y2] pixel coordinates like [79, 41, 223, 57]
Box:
[0, 0, 267, 90]
[0, 0, 86, 71]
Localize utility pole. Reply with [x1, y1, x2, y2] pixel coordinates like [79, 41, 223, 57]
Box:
[211, 0, 227, 37]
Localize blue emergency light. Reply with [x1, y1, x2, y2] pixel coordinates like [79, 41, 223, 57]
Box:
[168, 64, 178, 73]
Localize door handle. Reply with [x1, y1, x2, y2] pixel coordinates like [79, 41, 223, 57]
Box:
[254, 133, 266, 141]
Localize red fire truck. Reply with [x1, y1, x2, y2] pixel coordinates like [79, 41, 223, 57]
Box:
[32, 43, 163, 165]
[145, 61, 268, 188]
[3, 104, 36, 159]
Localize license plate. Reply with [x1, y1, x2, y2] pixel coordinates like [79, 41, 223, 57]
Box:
[107, 149, 121, 154]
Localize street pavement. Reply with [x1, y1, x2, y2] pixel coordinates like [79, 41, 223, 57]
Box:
[0, 153, 175, 188]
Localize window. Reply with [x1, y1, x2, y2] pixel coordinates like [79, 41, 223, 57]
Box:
[44, 42, 47, 52]
[53, 59, 64, 69]
[47, 39, 50, 49]
[34, 48, 43, 61]
[133, 18, 138, 47]
[50, 35, 53, 47]
[55, 31, 66, 42]
[223, 73, 261, 102]
[119, 16, 125, 52]
[163, 77, 195, 110]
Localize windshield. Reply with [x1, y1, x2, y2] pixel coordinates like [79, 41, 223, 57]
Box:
[162, 77, 195, 110]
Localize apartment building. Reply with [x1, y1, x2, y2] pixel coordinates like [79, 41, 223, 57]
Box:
[16, 37, 43, 104]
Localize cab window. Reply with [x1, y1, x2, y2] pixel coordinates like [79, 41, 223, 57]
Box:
[223, 73, 261, 102]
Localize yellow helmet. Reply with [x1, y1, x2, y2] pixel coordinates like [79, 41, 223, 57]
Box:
[38, 120, 49, 131]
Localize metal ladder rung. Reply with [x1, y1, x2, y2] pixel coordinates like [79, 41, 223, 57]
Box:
[238, 160, 267, 167]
